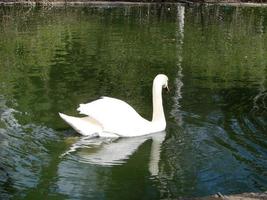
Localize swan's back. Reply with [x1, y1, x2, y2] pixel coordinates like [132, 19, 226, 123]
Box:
[77, 97, 151, 136]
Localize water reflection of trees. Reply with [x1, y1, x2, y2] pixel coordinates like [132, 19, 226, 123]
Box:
[1, 4, 267, 199]
[0, 5, 179, 129]
[184, 5, 267, 89]
[157, 5, 267, 198]
[0, 5, 178, 198]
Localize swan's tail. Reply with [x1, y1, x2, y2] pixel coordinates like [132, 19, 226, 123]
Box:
[59, 113, 101, 137]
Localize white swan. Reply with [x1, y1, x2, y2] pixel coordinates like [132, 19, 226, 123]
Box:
[59, 74, 169, 138]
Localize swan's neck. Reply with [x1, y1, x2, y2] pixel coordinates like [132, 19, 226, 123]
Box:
[152, 82, 165, 124]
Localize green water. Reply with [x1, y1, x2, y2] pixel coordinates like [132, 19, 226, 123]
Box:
[0, 4, 266, 199]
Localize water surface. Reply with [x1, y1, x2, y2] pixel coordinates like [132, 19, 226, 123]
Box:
[0, 4, 267, 199]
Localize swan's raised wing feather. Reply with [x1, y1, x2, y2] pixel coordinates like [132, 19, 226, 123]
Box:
[77, 97, 150, 136]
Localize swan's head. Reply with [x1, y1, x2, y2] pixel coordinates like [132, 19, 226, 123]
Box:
[154, 74, 169, 92]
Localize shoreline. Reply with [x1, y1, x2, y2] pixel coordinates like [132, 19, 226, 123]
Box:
[191, 191, 267, 200]
[1, 1, 267, 7]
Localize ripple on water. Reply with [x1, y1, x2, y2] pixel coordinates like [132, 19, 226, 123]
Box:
[0, 96, 59, 199]
[160, 89, 267, 197]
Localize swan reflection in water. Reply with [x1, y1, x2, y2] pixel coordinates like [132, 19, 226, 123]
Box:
[62, 131, 166, 175]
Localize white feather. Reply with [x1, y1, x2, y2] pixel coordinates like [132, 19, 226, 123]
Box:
[59, 113, 101, 136]
[59, 74, 168, 137]
[77, 97, 151, 137]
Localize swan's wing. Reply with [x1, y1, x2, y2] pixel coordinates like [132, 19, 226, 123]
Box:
[77, 97, 150, 136]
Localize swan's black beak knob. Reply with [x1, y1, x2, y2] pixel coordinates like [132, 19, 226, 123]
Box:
[164, 85, 170, 92]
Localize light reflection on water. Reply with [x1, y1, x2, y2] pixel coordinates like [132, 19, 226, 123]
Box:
[61, 132, 165, 170]
[0, 4, 267, 200]
[56, 132, 166, 198]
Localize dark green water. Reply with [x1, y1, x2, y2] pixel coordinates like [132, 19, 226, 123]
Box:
[0, 4, 267, 199]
